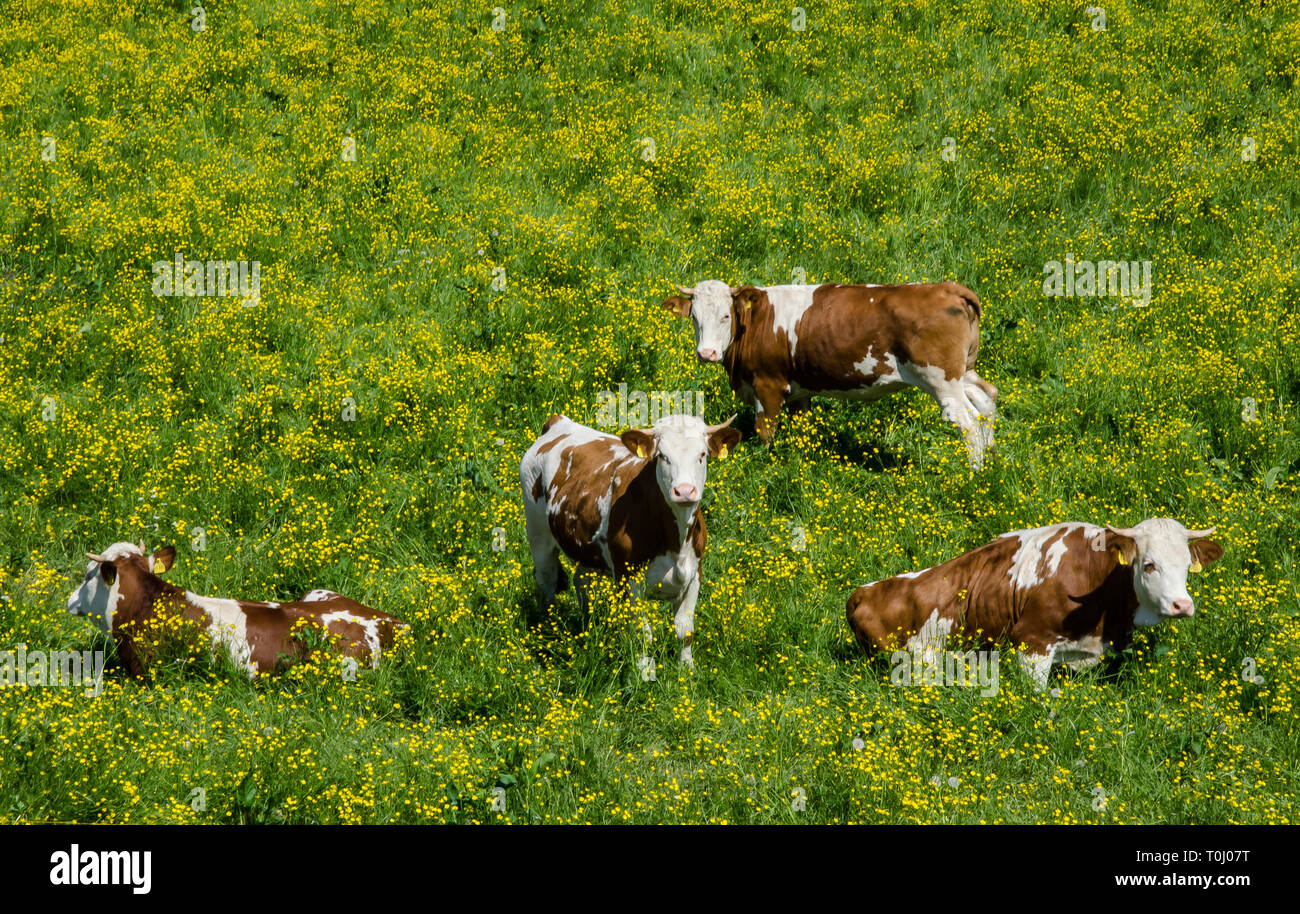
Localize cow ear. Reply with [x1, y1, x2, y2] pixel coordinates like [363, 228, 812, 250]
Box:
[151, 546, 176, 574]
[661, 296, 691, 317]
[1105, 528, 1138, 567]
[731, 287, 762, 335]
[708, 426, 742, 459]
[99, 561, 117, 585]
[731, 286, 763, 312]
[1188, 538, 1223, 573]
[621, 428, 656, 460]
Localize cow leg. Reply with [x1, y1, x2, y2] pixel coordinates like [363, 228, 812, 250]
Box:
[753, 383, 787, 444]
[963, 371, 998, 456]
[672, 575, 701, 669]
[917, 372, 989, 468]
[524, 491, 567, 602]
[1017, 648, 1055, 690]
[963, 371, 998, 421]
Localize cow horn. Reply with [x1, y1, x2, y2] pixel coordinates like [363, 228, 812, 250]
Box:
[676, 284, 695, 296]
[1185, 525, 1216, 539]
[707, 414, 738, 432]
[85, 552, 110, 563]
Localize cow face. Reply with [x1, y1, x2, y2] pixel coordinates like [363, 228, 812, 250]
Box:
[67, 542, 175, 631]
[662, 280, 736, 363]
[1107, 519, 1223, 624]
[621, 414, 741, 507]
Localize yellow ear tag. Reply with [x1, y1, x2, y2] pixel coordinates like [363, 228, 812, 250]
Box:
[1115, 550, 1128, 566]
[743, 300, 751, 309]
[1189, 560, 1202, 573]
[636, 445, 646, 458]
[718, 445, 729, 459]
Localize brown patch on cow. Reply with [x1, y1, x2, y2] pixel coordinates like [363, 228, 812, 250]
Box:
[541, 413, 565, 435]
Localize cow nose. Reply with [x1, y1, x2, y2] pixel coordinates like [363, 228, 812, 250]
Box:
[697, 348, 718, 362]
[672, 483, 699, 502]
[1170, 598, 1194, 617]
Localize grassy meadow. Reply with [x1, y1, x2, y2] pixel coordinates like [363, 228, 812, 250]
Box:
[1, 0, 1299, 823]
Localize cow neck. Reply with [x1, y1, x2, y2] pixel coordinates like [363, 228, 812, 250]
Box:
[1097, 561, 1141, 649]
[723, 291, 783, 386]
[116, 562, 204, 627]
[113, 562, 171, 626]
[627, 457, 697, 552]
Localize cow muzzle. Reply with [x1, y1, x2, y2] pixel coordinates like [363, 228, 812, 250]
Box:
[1167, 598, 1194, 618]
[671, 483, 700, 503]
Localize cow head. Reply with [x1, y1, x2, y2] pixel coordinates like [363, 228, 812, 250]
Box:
[67, 541, 175, 631]
[620, 414, 741, 507]
[662, 280, 744, 363]
[1105, 519, 1223, 624]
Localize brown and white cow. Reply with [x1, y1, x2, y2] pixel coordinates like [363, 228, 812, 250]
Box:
[845, 518, 1224, 688]
[520, 413, 741, 668]
[663, 280, 998, 466]
[66, 542, 405, 676]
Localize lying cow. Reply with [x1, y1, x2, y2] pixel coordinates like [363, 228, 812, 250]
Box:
[663, 280, 998, 467]
[66, 541, 405, 676]
[520, 413, 741, 668]
[845, 518, 1223, 688]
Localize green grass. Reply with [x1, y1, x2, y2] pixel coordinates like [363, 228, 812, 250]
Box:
[0, 0, 1298, 823]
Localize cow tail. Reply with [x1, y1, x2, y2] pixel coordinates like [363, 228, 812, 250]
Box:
[950, 283, 982, 367]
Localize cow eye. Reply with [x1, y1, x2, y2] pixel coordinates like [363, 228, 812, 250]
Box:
[1143, 561, 1156, 573]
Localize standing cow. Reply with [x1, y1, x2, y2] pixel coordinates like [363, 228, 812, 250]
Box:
[845, 518, 1224, 687]
[520, 413, 741, 668]
[67, 541, 405, 677]
[663, 280, 998, 467]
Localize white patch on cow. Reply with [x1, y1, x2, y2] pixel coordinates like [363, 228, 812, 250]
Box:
[643, 538, 700, 601]
[1133, 604, 1163, 627]
[186, 593, 258, 676]
[853, 346, 878, 377]
[320, 610, 384, 667]
[762, 284, 817, 356]
[897, 566, 933, 580]
[1001, 523, 1089, 589]
[301, 589, 337, 602]
[906, 609, 954, 664]
[594, 488, 616, 572]
[1017, 649, 1056, 690]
